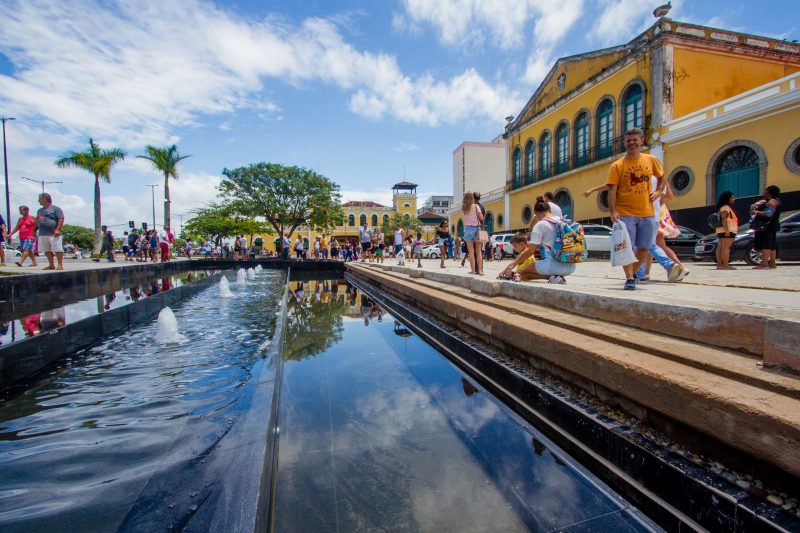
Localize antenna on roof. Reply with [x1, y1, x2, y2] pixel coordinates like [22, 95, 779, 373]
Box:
[653, 1, 671, 18]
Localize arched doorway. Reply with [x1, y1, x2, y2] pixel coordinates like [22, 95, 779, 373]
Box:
[715, 146, 760, 199]
[553, 189, 573, 219]
[484, 212, 494, 234]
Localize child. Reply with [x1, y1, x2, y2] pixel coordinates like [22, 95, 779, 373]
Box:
[413, 233, 425, 268]
[460, 239, 468, 266]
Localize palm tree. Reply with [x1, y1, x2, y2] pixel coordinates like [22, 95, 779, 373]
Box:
[55, 138, 126, 254]
[137, 145, 191, 230]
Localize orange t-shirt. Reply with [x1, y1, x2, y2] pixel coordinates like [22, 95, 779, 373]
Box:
[607, 154, 663, 217]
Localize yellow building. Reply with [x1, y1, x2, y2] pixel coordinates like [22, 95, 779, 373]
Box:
[453, 18, 800, 234]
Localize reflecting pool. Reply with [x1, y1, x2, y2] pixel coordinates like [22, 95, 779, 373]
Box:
[273, 280, 657, 532]
[0, 270, 283, 531]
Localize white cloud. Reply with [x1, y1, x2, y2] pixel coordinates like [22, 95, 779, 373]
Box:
[591, 0, 684, 46]
[395, 142, 421, 152]
[339, 188, 394, 207]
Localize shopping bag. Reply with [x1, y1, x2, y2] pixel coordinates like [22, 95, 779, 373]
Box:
[477, 229, 489, 242]
[610, 221, 637, 267]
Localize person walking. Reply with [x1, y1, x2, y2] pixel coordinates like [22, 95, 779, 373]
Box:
[34, 193, 65, 270]
[715, 191, 738, 270]
[127, 229, 140, 261]
[158, 226, 171, 262]
[394, 225, 405, 265]
[435, 221, 449, 268]
[461, 191, 484, 275]
[375, 228, 385, 264]
[359, 222, 373, 263]
[606, 128, 664, 290]
[751, 185, 781, 269]
[282, 234, 291, 260]
[330, 238, 340, 260]
[7, 205, 37, 267]
[413, 232, 425, 268]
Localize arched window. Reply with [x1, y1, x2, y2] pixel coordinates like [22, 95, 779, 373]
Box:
[359, 214, 367, 226]
[623, 84, 643, 131]
[553, 189, 574, 219]
[371, 214, 378, 227]
[524, 140, 535, 184]
[484, 212, 494, 234]
[596, 99, 614, 159]
[574, 112, 589, 167]
[456, 220, 464, 236]
[348, 214, 355, 226]
[403, 203, 410, 208]
[556, 123, 569, 174]
[383, 214, 390, 224]
[512, 147, 522, 187]
[540, 133, 551, 179]
[715, 146, 760, 198]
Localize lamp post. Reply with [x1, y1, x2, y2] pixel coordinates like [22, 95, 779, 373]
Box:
[146, 184, 158, 230]
[21, 176, 63, 194]
[2, 116, 15, 228]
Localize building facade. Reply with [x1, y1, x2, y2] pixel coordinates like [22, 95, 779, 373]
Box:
[450, 18, 800, 235]
[419, 195, 453, 216]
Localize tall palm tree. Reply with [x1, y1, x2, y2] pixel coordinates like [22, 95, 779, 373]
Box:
[55, 138, 126, 254]
[137, 144, 191, 230]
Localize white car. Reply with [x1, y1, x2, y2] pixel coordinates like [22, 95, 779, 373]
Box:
[582, 224, 612, 253]
[490, 233, 518, 259]
[422, 244, 441, 259]
[2, 244, 22, 257]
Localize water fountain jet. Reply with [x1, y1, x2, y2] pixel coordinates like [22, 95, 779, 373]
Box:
[155, 307, 187, 344]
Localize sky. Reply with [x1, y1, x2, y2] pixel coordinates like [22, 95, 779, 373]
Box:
[0, 0, 796, 233]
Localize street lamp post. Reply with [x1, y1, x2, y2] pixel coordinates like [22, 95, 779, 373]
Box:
[146, 184, 159, 230]
[21, 176, 63, 194]
[2, 116, 15, 228]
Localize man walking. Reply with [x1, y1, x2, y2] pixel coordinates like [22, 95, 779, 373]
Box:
[359, 221, 372, 262]
[607, 128, 664, 290]
[34, 193, 65, 270]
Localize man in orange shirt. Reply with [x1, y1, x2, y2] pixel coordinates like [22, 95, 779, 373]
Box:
[607, 128, 664, 290]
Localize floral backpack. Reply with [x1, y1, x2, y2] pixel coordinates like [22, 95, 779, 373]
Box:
[542, 217, 588, 263]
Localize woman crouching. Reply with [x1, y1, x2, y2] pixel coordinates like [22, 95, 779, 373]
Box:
[499, 196, 576, 284]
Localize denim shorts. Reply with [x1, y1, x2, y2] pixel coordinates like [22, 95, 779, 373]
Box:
[535, 257, 577, 276]
[620, 216, 658, 250]
[463, 226, 479, 242]
[20, 239, 35, 251]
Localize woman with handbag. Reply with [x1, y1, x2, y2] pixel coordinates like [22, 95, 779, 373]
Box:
[751, 185, 781, 270]
[461, 192, 484, 275]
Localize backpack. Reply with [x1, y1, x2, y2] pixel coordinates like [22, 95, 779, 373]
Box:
[708, 212, 722, 230]
[543, 217, 588, 263]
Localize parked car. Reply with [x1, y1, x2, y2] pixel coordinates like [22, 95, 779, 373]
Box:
[582, 224, 612, 254]
[664, 226, 705, 259]
[2, 244, 22, 257]
[422, 245, 440, 259]
[490, 233, 518, 259]
[694, 210, 800, 264]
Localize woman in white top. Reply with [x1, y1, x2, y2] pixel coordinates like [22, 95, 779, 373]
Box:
[461, 191, 484, 275]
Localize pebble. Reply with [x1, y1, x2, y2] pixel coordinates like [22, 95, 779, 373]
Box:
[735, 480, 751, 490]
[767, 495, 784, 506]
[721, 472, 736, 483]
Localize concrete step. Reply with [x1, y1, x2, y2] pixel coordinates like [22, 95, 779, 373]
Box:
[348, 263, 800, 479]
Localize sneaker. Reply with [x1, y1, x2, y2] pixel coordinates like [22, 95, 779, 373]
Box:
[668, 263, 685, 282]
[677, 267, 690, 281]
[624, 278, 636, 290]
[548, 275, 564, 284]
[637, 274, 650, 282]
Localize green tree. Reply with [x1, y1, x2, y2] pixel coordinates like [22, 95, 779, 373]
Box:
[55, 138, 126, 253]
[137, 144, 191, 230]
[183, 203, 273, 246]
[381, 213, 422, 244]
[218, 163, 343, 239]
[60, 224, 95, 250]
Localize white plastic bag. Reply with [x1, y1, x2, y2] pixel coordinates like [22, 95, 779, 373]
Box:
[610, 221, 637, 267]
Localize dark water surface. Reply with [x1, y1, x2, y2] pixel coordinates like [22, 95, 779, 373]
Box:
[0, 269, 283, 532]
[273, 280, 657, 532]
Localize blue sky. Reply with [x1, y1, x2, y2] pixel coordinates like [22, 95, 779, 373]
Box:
[0, 0, 796, 232]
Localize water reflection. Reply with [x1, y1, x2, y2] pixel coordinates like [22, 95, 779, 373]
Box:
[274, 282, 654, 532]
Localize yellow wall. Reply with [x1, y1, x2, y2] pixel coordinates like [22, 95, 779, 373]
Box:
[519, 50, 630, 123]
[672, 48, 800, 118]
[665, 106, 800, 208]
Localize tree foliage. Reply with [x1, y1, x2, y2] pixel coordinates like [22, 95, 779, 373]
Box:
[137, 144, 191, 229]
[61, 224, 95, 250]
[183, 203, 272, 246]
[218, 163, 343, 239]
[55, 138, 126, 253]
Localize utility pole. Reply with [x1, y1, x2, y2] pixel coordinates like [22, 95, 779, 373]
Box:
[2, 116, 15, 228]
[21, 176, 62, 194]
